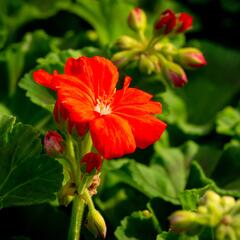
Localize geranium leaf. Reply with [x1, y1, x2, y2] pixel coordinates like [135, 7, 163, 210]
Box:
[115, 210, 157, 240]
[216, 105, 240, 138]
[0, 115, 63, 208]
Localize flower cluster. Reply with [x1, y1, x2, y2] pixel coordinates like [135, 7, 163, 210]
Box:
[169, 191, 240, 239]
[112, 8, 206, 87]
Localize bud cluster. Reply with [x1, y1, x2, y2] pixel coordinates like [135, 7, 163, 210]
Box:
[169, 191, 240, 240]
[112, 8, 206, 87]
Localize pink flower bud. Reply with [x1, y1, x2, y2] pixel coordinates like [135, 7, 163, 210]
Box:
[176, 48, 207, 68]
[176, 12, 193, 33]
[128, 7, 147, 32]
[44, 131, 65, 157]
[154, 9, 177, 35]
[164, 61, 188, 87]
[81, 152, 103, 174]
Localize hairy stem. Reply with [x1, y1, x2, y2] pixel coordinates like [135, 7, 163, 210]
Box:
[68, 195, 85, 240]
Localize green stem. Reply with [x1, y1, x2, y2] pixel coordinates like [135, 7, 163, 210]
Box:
[83, 189, 95, 212]
[68, 195, 85, 240]
[65, 134, 78, 181]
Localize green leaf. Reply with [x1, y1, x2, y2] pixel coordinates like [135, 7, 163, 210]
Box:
[106, 158, 178, 204]
[0, 115, 63, 208]
[160, 90, 212, 136]
[66, 0, 134, 45]
[105, 141, 198, 204]
[19, 48, 101, 111]
[156, 232, 198, 240]
[212, 141, 240, 193]
[151, 141, 199, 199]
[0, 30, 59, 98]
[216, 105, 240, 138]
[115, 210, 157, 240]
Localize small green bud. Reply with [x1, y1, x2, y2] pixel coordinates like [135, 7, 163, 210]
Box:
[197, 206, 208, 214]
[200, 191, 221, 206]
[85, 209, 107, 239]
[139, 54, 156, 74]
[221, 196, 236, 212]
[115, 36, 140, 50]
[128, 8, 147, 32]
[169, 210, 198, 233]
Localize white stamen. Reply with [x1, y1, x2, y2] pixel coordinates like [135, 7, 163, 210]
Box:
[94, 99, 112, 115]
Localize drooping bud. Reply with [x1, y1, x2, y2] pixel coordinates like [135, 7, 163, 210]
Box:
[85, 209, 107, 239]
[169, 210, 199, 233]
[81, 152, 103, 174]
[115, 36, 140, 50]
[175, 48, 207, 68]
[176, 12, 193, 33]
[154, 9, 177, 35]
[128, 7, 147, 32]
[163, 61, 187, 87]
[44, 131, 65, 157]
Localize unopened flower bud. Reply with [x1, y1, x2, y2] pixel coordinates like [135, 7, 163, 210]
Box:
[44, 131, 65, 157]
[221, 196, 236, 212]
[81, 152, 102, 174]
[128, 8, 147, 32]
[199, 191, 221, 206]
[175, 48, 207, 68]
[154, 9, 176, 35]
[176, 12, 193, 33]
[85, 209, 107, 239]
[169, 210, 198, 233]
[216, 225, 237, 240]
[115, 36, 140, 50]
[139, 54, 155, 74]
[112, 50, 135, 67]
[163, 61, 187, 87]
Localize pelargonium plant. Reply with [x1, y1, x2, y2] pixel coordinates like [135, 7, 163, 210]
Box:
[0, 1, 239, 240]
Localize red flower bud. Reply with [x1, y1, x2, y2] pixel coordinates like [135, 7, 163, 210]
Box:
[154, 9, 177, 35]
[164, 61, 188, 87]
[176, 48, 207, 68]
[176, 13, 193, 33]
[81, 152, 103, 174]
[44, 131, 65, 157]
[128, 7, 147, 32]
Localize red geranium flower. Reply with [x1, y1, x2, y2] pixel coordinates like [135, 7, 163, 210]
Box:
[33, 56, 166, 159]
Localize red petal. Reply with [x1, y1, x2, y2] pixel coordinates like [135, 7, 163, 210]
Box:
[64, 56, 119, 99]
[57, 90, 97, 124]
[116, 113, 167, 149]
[33, 69, 55, 90]
[112, 87, 153, 108]
[113, 101, 162, 115]
[89, 114, 136, 159]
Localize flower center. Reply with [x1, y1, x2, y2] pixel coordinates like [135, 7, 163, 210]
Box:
[94, 99, 112, 115]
